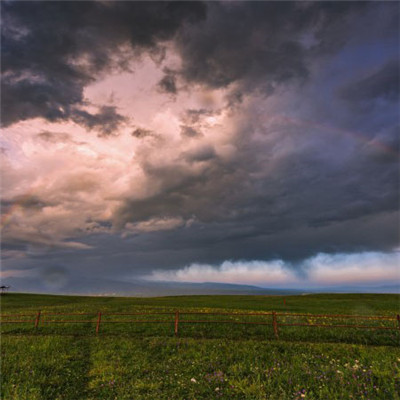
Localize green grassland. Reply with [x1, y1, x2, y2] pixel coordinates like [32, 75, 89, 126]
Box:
[1, 293, 400, 399]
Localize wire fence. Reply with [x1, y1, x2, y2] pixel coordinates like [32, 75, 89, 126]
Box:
[1, 310, 399, 340]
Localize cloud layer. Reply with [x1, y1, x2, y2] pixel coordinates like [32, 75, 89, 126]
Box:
[146, 252, 400, 288]
[1, 1, 399, 292]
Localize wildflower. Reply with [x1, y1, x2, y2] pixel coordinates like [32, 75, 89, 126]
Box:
[215, 387, 220, 391]
[190, 378, 197, 383]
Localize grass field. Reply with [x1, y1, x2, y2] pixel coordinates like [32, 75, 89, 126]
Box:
[1, 293, 400, 399]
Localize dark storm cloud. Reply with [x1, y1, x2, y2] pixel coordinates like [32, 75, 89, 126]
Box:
[2, 0, 376, 129]
[2, 1, 384, 127]
[116, 113, 399, 253]
[1, 1, 399, 285]
[113, 1, 399, 266]
[119, 90, 398, 254]
[7, 209, 396, 282]
[71, 106, 128, 136]
[113, 137, 249, 229]
[173, 1, 369, 91]
[339, 60, 399, 103]
[1, 0, 206, 127]
[158, 69, 177, 94]
[1, 74, 84, 126]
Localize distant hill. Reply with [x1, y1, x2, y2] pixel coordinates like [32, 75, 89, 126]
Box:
[3, 276, 303, 296]
[311, 284, 400, 294]
[3, 276, 398, 296]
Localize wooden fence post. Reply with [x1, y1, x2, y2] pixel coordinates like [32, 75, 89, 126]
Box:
[96, 312, 102, 335]
[397, 314, 400, 332]
[272, 311, 279, 339]
[174, 310, 179, 336]
[34, 311, 41, 329]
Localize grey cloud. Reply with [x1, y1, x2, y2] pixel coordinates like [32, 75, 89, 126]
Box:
[180, 109, 220, 137]
[184, 109, 214, 124]
[36, 131, 88, 146]
[1, 0, 379, 128]
[115, 146, 397, 258]
[363, 126, 400, 165]
[339, 60, 399, 103]
[131, 127, 154, 139]
[45, 210, 400, 277]
[113, 59, 399, 264]
[71, 106, 128, 136]
[1, 76, 84, 126]
[41, 266, 69, 290]
[174, 2, 368, 92]
[1, 1, 206, 127]
[37, 131, 73, 143]
[2, 195, 49, 211]
[2, 228, 93, 250]
[158, 69, 177, 94]
[114, 151, 245, 229]
[1, 1, 399, 283]
[184, 145, 216, 162]
[1, 205, 397, 290]
[181, 125, 202, 138]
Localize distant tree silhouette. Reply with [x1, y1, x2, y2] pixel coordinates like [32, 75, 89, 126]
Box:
[0, 285, 10, 295]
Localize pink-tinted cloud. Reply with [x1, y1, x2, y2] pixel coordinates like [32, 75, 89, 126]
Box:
[145, 252, 400, 288]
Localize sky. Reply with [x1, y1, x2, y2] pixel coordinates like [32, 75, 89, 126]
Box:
[1, 1, 399, 294]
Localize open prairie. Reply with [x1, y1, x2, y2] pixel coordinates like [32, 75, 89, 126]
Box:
[1, 293, 399, 399]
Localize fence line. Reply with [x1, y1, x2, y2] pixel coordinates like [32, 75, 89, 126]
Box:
[1, 310, 399, 339]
